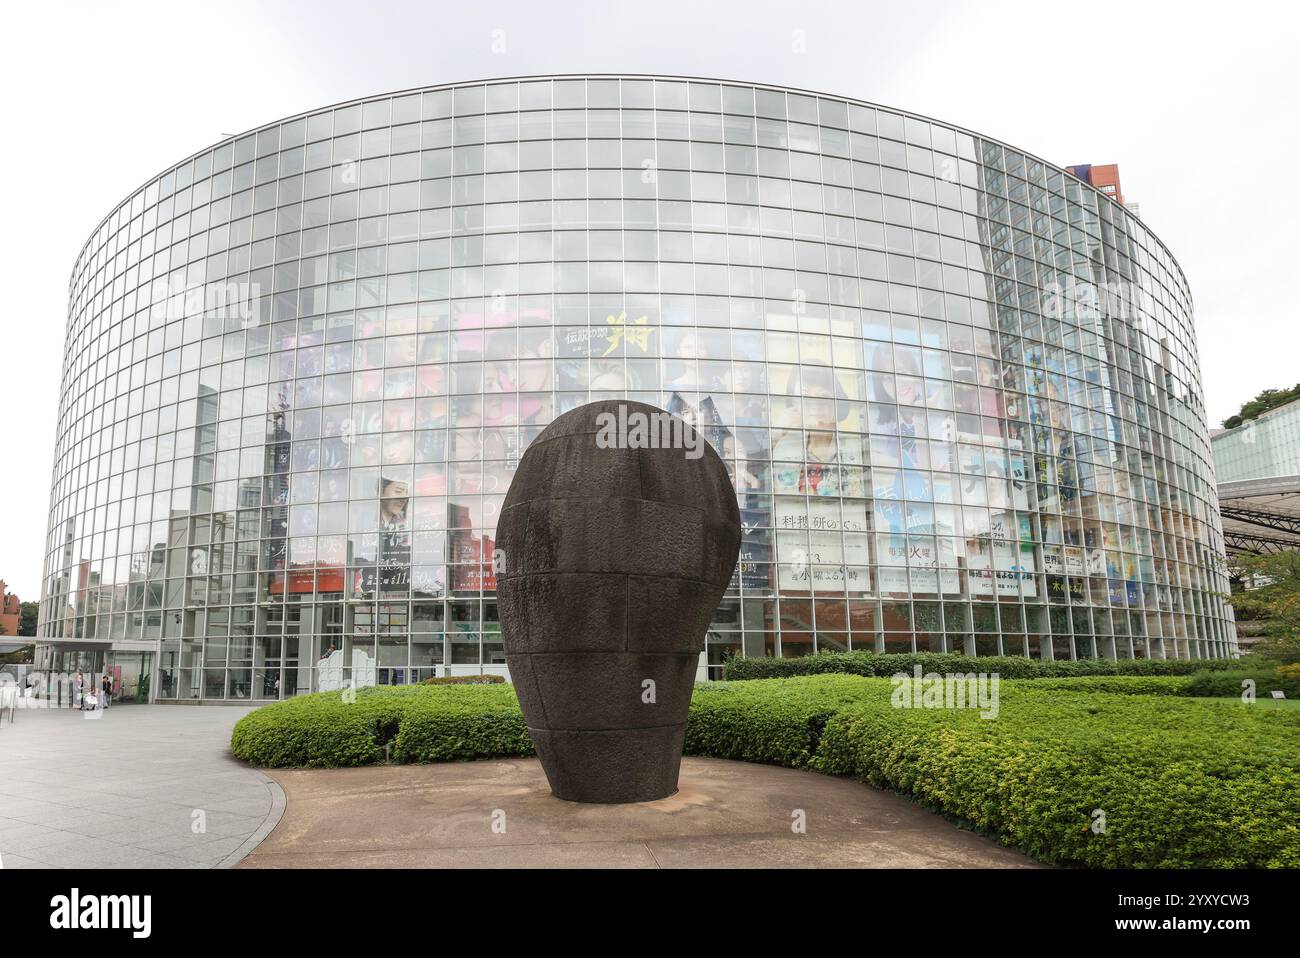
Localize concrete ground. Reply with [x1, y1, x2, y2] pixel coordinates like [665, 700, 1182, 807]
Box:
[0, 704, 284, 869]
[242, 756, 1036, 868]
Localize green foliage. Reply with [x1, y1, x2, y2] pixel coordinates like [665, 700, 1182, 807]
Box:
[1221, 384, 1300, 429]
[974, 672, 1298, 698]
[230, 685, 530, 767]
[391, 686, 533, 762]
[0, 644, 34, 666]
[1228, 553, 1300, 664]
[229, 686, 420, 767]
[18, 601, 38, 637]
[813, 681, 1300, 867]
[420, 674, 506, 685]
[721, 650, 1239, 682]
[1182, 669, 1300, 699]
[1019, 675, 1192, 696]
[685, 675, 883, 766]
[688, 675, 1300, 868]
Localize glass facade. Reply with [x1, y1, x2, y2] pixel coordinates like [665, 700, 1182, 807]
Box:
[37, 76, 1237, 701]
[1212, 399, 1300, 483]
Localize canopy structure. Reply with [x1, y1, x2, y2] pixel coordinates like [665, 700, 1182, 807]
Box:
[1217, 476, 1300, 554]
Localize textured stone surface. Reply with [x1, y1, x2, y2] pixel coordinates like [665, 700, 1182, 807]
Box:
[495, 572, 628, 654]
[497, 400, 741, 803]
[509, 653, 699, 729]
[529, 726, 687, 804]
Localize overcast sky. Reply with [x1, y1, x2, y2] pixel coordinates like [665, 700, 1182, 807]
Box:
[1, 0, 1295, 600]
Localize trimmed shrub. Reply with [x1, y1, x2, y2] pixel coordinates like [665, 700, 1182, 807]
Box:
[685, 675, 886, 767]
[1020, 676, 1192, 696]
[681, 675, 1300, 867]
[421, 674, 506, 685]
[230, 686, 421, 767]
[392, 686, 533, 762]
[1181, 669, 1300, 699]
[1022, 671, 1298, 699]
[811, 681, 1300, 868]
[230, 684, 530, 767]
[722, 650, 1240, 682]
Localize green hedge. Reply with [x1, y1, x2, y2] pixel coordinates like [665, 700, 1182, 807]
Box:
[228, 686, 413, 767]
[392, 687, 533, 762]
[1023, 671, 1298, 699]
[721, 650, 1242, 682]
[811, 680, 1300, 868]
[683, 674, 882, 767]
[230, 684, 531, 767]
[1019, 675, 1193, 696]
[1182, 669, 1300, 699]
[688, 675, 1300, 868]
[421, 674, 506, 685]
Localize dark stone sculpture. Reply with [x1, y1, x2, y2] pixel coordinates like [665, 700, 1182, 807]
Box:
[496, 400, 741, 803]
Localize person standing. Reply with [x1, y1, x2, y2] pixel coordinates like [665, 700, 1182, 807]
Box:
[101, 672, 113, 710]
[74, 670, 85, 710]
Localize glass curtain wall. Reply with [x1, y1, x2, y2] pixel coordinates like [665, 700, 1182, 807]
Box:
[39, 77, 1236, 699]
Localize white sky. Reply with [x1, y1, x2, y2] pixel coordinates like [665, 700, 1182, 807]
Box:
[1, 0, 1296, 600]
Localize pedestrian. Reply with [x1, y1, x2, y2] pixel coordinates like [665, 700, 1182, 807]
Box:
[101, 672, 112, 709]
[74, 670, 85, 710]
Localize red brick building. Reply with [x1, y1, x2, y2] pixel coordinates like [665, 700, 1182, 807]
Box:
[1066, 163, 1139, 217]
[0, 581, 21, 638]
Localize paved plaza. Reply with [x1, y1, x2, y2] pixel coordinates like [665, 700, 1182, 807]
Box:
[242, 756, 1036, 869]
[1, 705, 1036, 869]
[0, 704, 284, 869]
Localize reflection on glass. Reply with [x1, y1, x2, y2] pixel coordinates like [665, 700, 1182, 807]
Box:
[37, 78, 1236, 701]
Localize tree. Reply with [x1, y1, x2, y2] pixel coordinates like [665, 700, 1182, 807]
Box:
[1222, 383, 1300, 429]
[18, 601, 37, 637]
[0, 645, 33, 665]
[1229, 551, 1300, 663]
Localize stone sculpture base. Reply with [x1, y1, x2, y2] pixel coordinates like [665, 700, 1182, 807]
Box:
[530, 725, 687, 804]
[509, 648, 699, 803]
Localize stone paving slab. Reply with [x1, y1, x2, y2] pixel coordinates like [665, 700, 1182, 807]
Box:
[0, 705, 285, 869]
[242, 756, 1038, 869]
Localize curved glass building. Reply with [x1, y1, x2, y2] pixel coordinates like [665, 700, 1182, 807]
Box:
[36, 75, 1237, 702]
